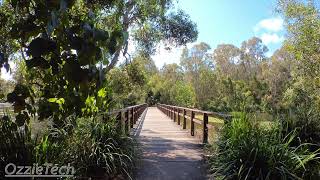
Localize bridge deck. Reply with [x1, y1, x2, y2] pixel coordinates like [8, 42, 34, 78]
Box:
[135, 107, 207, 180]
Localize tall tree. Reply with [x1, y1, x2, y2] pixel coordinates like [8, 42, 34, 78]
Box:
[0, 0, 198, 126]
[213, 44, 241, 79]
[239, 37, 268, 80]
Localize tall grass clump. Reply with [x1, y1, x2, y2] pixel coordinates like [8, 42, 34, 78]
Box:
[0, 116, 34, 177]
[0, 114, 138, 179]
[58, 117, 138, 179]
[209, 113, 320, 180]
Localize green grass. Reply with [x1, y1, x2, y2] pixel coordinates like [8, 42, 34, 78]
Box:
[195, 114, 224, 125]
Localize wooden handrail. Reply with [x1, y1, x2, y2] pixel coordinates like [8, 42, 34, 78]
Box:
[157, 103, 232, 120]
[101, 103, 148, 135]
[157, 103, 232, 144]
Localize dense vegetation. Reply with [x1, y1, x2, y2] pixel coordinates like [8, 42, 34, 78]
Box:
[0, 0, 197, 179]
[1, 0, 320, 179]
[109, 0, 320, 179]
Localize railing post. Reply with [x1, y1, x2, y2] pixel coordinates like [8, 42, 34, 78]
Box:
[126, 110, 130, 135]
[183, 109, 186, 129]
[203, 113, 208, 144]
[130, 108, 134, 128]
[117, 111, 122, 134]
[133, 107, 136, 124]
[191, 111, 195, 136]
[173, 108, 176, 122]
[177, 109, 180, 125]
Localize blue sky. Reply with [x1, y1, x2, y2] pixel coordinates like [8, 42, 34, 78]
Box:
[152, 0, 285, 67]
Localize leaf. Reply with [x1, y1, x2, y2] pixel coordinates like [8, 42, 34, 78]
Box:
[48, 98, 58, 103]
[70, 36, 83, 50]
[10, 17, 42, 39]
[27, 37, 57, 57]
[63, 59, 88, 83]
[107, 30, 122, 54]
[57, 98, 65, 105]
[6, 92, 18, 103]
[93, 29, 109, 42]
[98, 88, 107, 98]
[25, 57, 50, 69]
[78, 42, 97, 65]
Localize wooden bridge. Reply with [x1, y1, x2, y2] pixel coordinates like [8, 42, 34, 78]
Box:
[106, 103, 231, 180]
[1, 103, 230, 179]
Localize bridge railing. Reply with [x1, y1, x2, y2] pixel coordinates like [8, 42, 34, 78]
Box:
[157, 103, 232, 144]
[0, 102, 147, 136]
[101, 103, 148, 135]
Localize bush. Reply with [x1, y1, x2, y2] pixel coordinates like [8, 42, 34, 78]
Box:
[0, 116, 34, 177]
[209, 114, 320, 179]
[62, 117, 138, 179]
[282, 86, 320, 149]
[0, 115, 138, 179]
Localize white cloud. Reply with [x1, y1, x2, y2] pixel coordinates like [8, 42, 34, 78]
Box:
[260, 33, 284, 45]
[254, 17, 285, 47]
[254, 17, 284, 32]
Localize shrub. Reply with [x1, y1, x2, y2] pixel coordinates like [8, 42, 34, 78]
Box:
[61, 117, 137, 179]
[0, 116, 34, 177]
[209, 114, 320, 179]
[0, 115, 138, 179]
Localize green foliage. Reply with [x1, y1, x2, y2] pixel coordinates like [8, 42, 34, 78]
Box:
[0, 0, 198, 127]
[61, 117, 137, 179]
[210, 115, 320, 179]
[0, 78, 14, 102]
[107, 54, 149, 107]
[276, 0, 320, 152]
[162, 10, 198, 46]
[0, 114, 138, 179]
[172, 82, 196, 107]
[0, 116, 34, 177]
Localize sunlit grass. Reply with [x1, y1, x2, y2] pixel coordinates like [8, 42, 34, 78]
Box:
[195, 114, 224, 124]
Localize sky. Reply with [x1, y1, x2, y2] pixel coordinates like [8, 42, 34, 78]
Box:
[152, 0, 285, 68]
[1, 0, 285, 80]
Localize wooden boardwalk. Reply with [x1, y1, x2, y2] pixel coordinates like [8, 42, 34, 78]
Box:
[134, 107, 207, 180]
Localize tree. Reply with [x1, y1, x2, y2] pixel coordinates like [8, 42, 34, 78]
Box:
[0, 0, 197, 127]
[180, 42, 212, 106]
[104, 1, 198, 71]
[239, 37, 268, 80]
[261, 46, 293, 113]
[213, 44, 241, 79]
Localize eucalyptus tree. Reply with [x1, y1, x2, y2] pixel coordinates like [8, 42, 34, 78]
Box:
[213, 44, 241, 79]
[180, 42, 212, 107]
[239, 37, 268, 80]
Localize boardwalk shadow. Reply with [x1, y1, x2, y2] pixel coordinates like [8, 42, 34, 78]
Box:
[132, 108, 148, 137]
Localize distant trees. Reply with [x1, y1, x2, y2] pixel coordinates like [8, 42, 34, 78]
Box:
[152, 38, 274, 112]
[148, 34, 301, 115]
